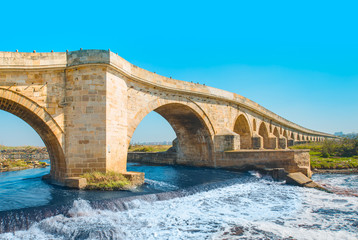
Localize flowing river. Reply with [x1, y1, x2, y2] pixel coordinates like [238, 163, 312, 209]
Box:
[0, 162, 357, 239]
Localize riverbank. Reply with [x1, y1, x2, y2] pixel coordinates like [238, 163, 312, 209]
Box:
[289, 139, 358, 173]
[0, 145, 49, 161]
[128, 144, 171, 152]
[0, 159, 49, 172]
[0, 145, 50, 172]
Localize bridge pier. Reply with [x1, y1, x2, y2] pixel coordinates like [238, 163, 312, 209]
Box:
[268, 134, 278, 149]
[214, 132, 240, 152]
[0, 50, 335, 185]
[252, 134, 264, 149]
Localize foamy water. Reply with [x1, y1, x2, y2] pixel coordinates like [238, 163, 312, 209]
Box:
[1, 174, 357, 240]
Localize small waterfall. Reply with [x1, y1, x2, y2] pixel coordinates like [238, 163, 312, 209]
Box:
[0, 204, 72, 233]
[0, 178, 241, 234]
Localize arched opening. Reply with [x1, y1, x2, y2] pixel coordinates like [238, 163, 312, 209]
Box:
[258, 122, 270, 149]
[291, 132, 295, 140]
[273, 127, 280, 139]
[283, 130, 288, 139]
[129, 103, 214, 166]
[233, 114, 252, 149]
[252, 119, 257, 132]
[273, 127, 280, 149]
[0, 93, 65, 181]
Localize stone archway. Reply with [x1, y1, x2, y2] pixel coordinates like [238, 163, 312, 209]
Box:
[273, 127, 280, 148]
[129, 100, 214, 166]
[259, 122, 270, 149]
[0, 88, 66, 182]
[233, 114, 252, 149]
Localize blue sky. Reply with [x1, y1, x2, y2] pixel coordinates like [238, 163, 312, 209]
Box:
[0, 0, 357, 146]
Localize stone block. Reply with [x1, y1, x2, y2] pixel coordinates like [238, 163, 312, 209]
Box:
[214, 133, 240, 152]
[65, 177, 87, 189]
[252, 135, 263, 149]
[268, 137, 278, 149]
[122, 171, 145, 186]
[271, 168, 287, 181]
[286, 172, 311, 186]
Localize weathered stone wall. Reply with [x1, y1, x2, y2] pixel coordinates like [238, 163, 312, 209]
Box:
[63, 65, 107, 176]
[215, 149, 311, 177]
[127, 152, 177, 165]
[128, 149, 311, 177]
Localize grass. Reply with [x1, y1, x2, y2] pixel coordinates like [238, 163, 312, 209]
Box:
[128, 144, 172, 152]
[289, 139, 358, 169]
[81, 171, 131, 190]
[0, 159, 33, 169]
[310, 152, 358, 169]
[0, 159, 49, 170]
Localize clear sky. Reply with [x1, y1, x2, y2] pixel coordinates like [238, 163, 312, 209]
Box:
[0, 0, 357, 146]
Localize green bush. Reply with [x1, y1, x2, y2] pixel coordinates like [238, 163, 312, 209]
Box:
[291, 137, 358, 158]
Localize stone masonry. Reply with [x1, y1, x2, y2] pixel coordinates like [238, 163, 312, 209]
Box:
[0, 50, 336, 185]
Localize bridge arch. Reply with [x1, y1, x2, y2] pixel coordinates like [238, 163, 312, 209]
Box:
[258, 122, 270, 149]
[273, 127, 280, 139]
[0, 88, 66, 181]
[283, 129, 288, 139]
[273, 127, 280, 149]
[233, 114, 252, 149]
[128, 98, 215, 164]
[298, 134, 302, 141]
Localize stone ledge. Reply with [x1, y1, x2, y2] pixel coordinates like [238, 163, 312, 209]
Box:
[286, 172, 325, 190]
[64, 177, 87, 189]
[122, 171, 145, 186]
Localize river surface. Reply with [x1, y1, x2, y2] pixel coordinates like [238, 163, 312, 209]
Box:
[0, 162, 357, 239]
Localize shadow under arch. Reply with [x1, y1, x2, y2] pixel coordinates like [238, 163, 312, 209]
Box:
[258, 122, 270, 149]
[233, 114, 252, 149]
[290, 132, 295, 141]
[0, 89, 66, 182]
[129, 100, 214, 166]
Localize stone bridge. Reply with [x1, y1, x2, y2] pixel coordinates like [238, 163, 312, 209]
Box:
[0, 50, 335, 185]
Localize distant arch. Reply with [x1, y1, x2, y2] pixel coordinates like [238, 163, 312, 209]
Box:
[273, 127, 280, 148]
[233, 114, 252, 149]
[283, 129, 288, 139]
[291, 132, 295, 140]
[273, 127, 280, 139]
[0, 88, 66, 181]
[259, 122, 270, 149]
